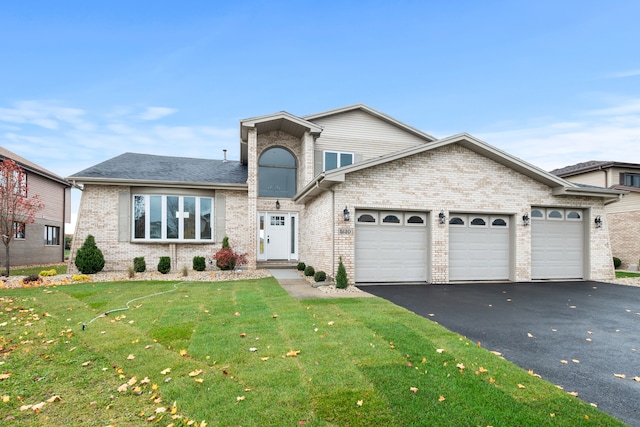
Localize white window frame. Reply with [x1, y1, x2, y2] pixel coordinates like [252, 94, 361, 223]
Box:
[547, 209, 564, 220]
[323, 150, 354, 171]
[566, 210, 583, 221]
[132, 194, 214, 242]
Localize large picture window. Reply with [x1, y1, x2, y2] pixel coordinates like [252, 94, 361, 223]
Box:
[133, 195, 213, 241]
[258, 147, 297, 198]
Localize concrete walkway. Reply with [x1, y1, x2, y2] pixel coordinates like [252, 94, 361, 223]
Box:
[270, 269, 373, 299]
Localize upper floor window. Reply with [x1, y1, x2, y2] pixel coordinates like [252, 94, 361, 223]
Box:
[259, 147, 297, 198]
[324, 151, 353, 172]
[133, 195, 213, 241]
[44, 225, 60, 245]
[622, 173, 640, 188]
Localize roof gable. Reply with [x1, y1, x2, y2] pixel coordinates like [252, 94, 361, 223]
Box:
[552, 160, 640, 177]
[0, 145, 70, 186]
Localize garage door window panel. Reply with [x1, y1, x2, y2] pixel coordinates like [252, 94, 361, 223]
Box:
[470, 217, 488, 227]
[382, 214, 402, 225]
[531, 209, 544, 219]
[406, 214, 426, 225]
[357, 212, 378, 224]
[548, 210, 563, 220]
[567, 211, 582, 220]
[449, 216, 465, 226]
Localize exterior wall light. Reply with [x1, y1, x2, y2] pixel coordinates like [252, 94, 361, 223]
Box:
[275, 200, 280, 209]
[522, 213, 530, 226]
[594, 215, 602, 228]
[343, 206, 350, 221]
[438, 211, 446, 224]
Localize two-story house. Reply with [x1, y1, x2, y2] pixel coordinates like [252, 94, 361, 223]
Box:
[0, 146, 71, 267]
[67, 105, 623, 283]
[552, 161, 638, 269]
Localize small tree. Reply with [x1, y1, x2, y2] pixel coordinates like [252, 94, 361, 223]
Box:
[212, 237, 247, 270]
[336, 257, 348, 289]
[0, 159, 44, 276]
[74, 234, 105, 274]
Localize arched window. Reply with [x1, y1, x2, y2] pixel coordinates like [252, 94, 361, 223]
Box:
[382, 215, 401, 224]
[357, 214, 376, 223]
[258, 147, 297, 198]
[449, 217, 465, 225]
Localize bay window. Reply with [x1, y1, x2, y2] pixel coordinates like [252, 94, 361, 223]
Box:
[133, 194, 213, 241]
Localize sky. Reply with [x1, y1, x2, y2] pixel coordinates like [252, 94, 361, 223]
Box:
[1, 1, 639, 231]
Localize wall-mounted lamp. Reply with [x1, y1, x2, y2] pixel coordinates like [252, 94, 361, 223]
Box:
[594, 215, 602, 228]
[275, 200, 280, 209]
[522, 213, 530, 226]
[438, 211, 446, 224]
[343, 206, 350, 221]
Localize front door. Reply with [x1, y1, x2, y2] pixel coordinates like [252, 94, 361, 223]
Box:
[257, 212, 298, 261]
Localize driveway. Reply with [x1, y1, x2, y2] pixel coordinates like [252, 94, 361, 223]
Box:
[363, 281, 640, 426]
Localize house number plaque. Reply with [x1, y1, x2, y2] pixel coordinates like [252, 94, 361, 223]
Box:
[338, 228, 352, 235]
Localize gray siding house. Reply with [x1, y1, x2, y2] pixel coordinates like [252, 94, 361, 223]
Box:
[68, 105, 624, 283]
[0, 146, 71, 267]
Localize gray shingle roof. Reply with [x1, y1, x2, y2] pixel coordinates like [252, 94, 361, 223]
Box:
[550, 161, 613, 177]
[68, 152, 247, 185]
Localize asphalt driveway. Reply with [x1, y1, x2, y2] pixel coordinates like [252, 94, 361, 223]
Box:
[363, 281, 640, 426]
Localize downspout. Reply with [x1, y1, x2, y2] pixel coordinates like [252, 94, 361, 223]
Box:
[61, 187, 66, 263]
[331, 189, 335, 278]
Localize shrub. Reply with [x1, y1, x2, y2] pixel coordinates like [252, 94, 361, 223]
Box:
[314, 271, 326, 282]
[613, 257, 622, 269]
[23, 274, 40, 283]
[297, 262, 306, 271]
[39, 269, 57, 277]
[304, 265, 315, 277]
[127, 266, 135, 278]
[72, 274, 91, 282]
[74, 234, 105, 274]
[193, 256, 206, 272]
[158, 256, 171, 274]
[336, 257, 348, 289]
[181, 265, 189, 277]
[133, 257, 146, 273]
[212, 238, 247, 270]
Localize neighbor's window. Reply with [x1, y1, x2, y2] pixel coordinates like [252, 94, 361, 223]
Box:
[44, 226, 60, 245]
[133, 195, 213, 241]
[258, 147, 297, 198]
[623, 173, 640, 188]
[324, 151, 353, 171]
[13, 222, 25, 239]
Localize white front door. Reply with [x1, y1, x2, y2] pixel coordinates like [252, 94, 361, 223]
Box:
[257, 212, 298, 261]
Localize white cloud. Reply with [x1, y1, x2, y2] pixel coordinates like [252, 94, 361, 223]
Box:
[139, 107, 177, 121]
[604, 69, 640, 79]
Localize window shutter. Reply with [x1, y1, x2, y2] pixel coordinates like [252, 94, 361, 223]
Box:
[214, 193, 226, 242]
[118, 191, 130, 242]
[355, 153, 363, 164]
[314, 150, 323, 176]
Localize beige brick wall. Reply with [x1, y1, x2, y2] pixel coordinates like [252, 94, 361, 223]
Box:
[325, 144, 614, 283]
[69, 185, 249, 274]
[299, 190, 334, 275]
[608, 211, 640, 268]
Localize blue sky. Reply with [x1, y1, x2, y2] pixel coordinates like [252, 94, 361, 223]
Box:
[1, 1, 639, 229]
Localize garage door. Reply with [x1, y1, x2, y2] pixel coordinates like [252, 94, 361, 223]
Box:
[449, 214, 510, 281]
[531, 208, 584, 279]
[355, 211, 428, 282]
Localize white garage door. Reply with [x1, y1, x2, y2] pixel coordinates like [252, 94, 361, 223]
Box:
[355, 211, 428, 282]
[531, 208, 584, 279]
[449, 215, 510, 281]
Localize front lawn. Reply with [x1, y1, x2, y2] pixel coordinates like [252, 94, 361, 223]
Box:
[8, 263, 67, 277]
[616, 270, 640, 278]
[0, 278, 624, 426]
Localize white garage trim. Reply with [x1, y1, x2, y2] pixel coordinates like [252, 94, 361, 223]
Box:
[449, 214, 511, 281]
[531, 208, 584, 279]
[355, 210, 428, 282]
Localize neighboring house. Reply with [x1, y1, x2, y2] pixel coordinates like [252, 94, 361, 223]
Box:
[0, 146, 71, 266]
[67, 105, 624, 283]
[552, 161, 638, 269]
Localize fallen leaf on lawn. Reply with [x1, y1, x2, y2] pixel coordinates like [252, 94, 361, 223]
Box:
[140, 377, 151, 384]
[567, 391, 579, 396]
[614, 373, 626, 379]
[572, 359, 580, 364]
[145, 345, 152, 349]
[240, 333, 247, 338]
[117, 383, 128, 392]
[456, 363, 465, 371]
[188, 369, 203, 377]
[356, 399, 363, 406]
[20, 404, 33, 411]
[438, 395, 445, 402]
[477, 367, 488, 374]
[127, 354, 135, 360]
[586, 338, 592, 342]
[133, 387, 142, 395]
[528, 369, 541, 378]
[2, 395, 9, 402]
[527, 333, 535, 338]
[260, 357, 270, 361]
[81, 361, 92, 367]
[489, 378, 496, 384]
[0, 373, 12, 380]
[410, 387, 418, 393]
[272, 313, 279, 318]
[428, 313, 435, 317]
[236, 396, 245, 401]
[161, 368, 171, 375]
[633, 377, 640, 382]
[490, 351, 502, 357]
[249, 347, 258, 352]
[517, 384, 526, 389]
[436, 349, 444, 354]
[234, 312, 241, 316]
[194, 378, 204, 383]
[590, 402, 598, 407]
[127, 377, 137, 386]
[46, 395, 61, 403]
[156, 407, 167, 413]
[286, 349, 301, 357]
[180, 349, 188, 357]
[327, 321, 334, 326]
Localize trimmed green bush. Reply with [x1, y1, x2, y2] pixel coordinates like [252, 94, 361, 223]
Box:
[158, 256, 171, 274]
[314, 271, 326, 282]
[74, 234, 105, 274]
[133, 257, 146, 273]
[336, 256, 348, 289]
[613, 257, 622, 269]
[304, 265, 315, 277]
[221, 236, 230, 249]
[297, 262, 306, 271]
[193, 256, 206, 271]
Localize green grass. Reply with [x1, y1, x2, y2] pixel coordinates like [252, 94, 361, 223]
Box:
[0, 278, 626, 426]
[616, 270, 640, 278]
[9, 263, 67, 276]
